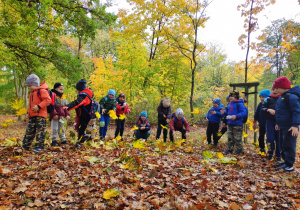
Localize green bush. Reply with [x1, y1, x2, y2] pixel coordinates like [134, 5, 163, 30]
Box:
[0, 103, 15, 115]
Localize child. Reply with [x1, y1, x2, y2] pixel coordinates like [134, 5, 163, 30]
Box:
[169, 108, 190, 142]
[99, 89, 117, 139]
[253, 89, 271, 153]
[224, 90, 247, 155]
[205, 98, 224, 146]
[134, 111, 151, 140]
[64, 79, 94, 147]
[156, 97, 171, 142]
[22, 74, 51, 152]
[50, 83, 70, 146]
[115, 93, 130, 139]
[273, 77, 300, 172]
[261, 88, 280, 160]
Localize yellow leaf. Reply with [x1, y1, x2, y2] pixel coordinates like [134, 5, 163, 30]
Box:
[109, 110, 118, 120]
[254, 129, 258, 132]
[118, 114, 126, 120]
[16, 108, 27, 116]
[130, 125, 138, 131]
[193, 124, 197, 128]
[133, 139, 145, 149]
[10, 98, 25, 110]
[216, 152, 224, 159]
[242, 131, 248, 138]
[186, 146, 193, 153]
[2, 123, 9, 128]
[209, 167, 216, 172]
[191, 108, 200, 114]
[115, 136, 122, 141]
[217, 132, 222, 137]
[95, 112, 100, 119]
[103, 189, 120, 200]
[161, 124, 168, 130]
[202, 137, 207, 141]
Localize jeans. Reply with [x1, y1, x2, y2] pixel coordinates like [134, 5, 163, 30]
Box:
[280, 128, 297, 167]
[99, 114, 110, 139]
[266, 120, 280, 157]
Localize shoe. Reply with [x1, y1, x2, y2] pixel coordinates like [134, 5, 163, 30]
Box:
[75, 142, 81, 148]
[275, 164, 287, 171]
[22, 146, 29, 151]
[274, 162, 285, 168]
[61, 141, 68, 145]
[225, 150, 232, 155]
[51, 141, 58, 146]
[275, 157, 281, 162]
[236, 151, 243, 155]
[33, 147, 44, 153]
[284, 166, 294, 172]
[260, 149, 266, 153]
[267, 154, 273, 160]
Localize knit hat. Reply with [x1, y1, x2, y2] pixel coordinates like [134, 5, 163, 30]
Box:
[176, 108, 184, 118]
[76, 79, 87, 91]
[226, 95, 230, 101]
[26, 74, 40, 86]
[229, 90, 239, 99]
[213, 98, 221, 105]
[119, 93, 125, 98]
[140, 111, 147, 118]
[259, 89, 271, 98]
[273, 76, 291, 89]
[54, 82, 64, 89]
[162, 97, 170, 107]
[108, 89, 116, 97]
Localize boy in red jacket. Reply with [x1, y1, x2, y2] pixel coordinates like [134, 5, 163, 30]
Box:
[22, 74, 51, 152]
[169, 108, 190, 142]
[115, 93, 130, 140]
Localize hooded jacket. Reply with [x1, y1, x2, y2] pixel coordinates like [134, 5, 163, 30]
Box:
[261, 95, 279, 122]
[67, 88, 93, 121]
[50, 92, 70, 120]
[27, 81, 51, 119]
[116, 97, 130, 116]
[136, 117, 150, 132]
[225, 99, 247, 126]
[275, 85, 300, 129]
[170, 113, 190, 131]
[157, 100, 172, 121]
[205, 104, 224, 123]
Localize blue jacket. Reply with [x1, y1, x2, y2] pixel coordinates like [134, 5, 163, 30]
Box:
[275, 85, 300, 129]
[226, 100, 247, 126]
[205, 105, 224, 123]
[254, 102, 266, 126]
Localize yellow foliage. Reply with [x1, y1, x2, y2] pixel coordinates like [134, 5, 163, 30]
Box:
[10, 98, 25, 110]
[103, 189, 120, 200]
[16, 108, 27, 116]
[2, 123, 9, 128]
[118, 114, 126, 120]
[130, 125, 139, 131]
[108, 110, 118, 120]
[191, 108, 200, 114]
[161, 124, 168, 130]
[132, 139, 146, 149]
[243, 131, 248, 138]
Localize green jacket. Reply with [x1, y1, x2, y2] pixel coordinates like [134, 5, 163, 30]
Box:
[99, 96, 116, 115]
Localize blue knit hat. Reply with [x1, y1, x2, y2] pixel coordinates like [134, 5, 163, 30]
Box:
[213, 98, 221, 105]
[140, 111, 147, 118]
[108, 89, 116, 97]
[259, 89, 271, 98]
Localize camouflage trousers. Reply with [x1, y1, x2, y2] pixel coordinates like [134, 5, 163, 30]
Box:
[23, 116, 46, 149]
[227, 125, 243, 153]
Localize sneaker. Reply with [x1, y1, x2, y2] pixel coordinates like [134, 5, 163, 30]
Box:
[284, 166, 294, 172]
[225, 150, 232, 155]
[22, 146, 29, 151]
[75, 142, 81, 148]
[275, 157, 281, 162]
[51, 141, 58, 146]
[274, 162, 285, 168]
[275, 164, 287, 171]
[267, 154, 273, 160]
[61, 141, 68, 145]
[33, 147, 44, 153]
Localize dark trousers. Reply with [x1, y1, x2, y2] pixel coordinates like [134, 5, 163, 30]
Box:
[134, 130, 150, 140]
[115, 118, 125, 138]
[258, 124, 266, 151]
[78, 118, 90, 143]
[280, 128, 297, 167]
[169, 128, 186, 142]
[266, 120, 280, 157]
[206, 122, 220, 145]
[23, 116, 46, 149]
[156, 120, 168, 142]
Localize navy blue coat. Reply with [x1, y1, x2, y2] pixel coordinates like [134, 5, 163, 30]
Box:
[275, 85, 300, 129]
[254, 102, 266, 126]
[262, 96, 279, 122]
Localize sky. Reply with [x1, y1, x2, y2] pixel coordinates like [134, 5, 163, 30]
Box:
[106, 0, 300, 62]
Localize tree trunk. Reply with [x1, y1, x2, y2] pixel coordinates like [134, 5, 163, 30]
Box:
[13, 68, 20, 98]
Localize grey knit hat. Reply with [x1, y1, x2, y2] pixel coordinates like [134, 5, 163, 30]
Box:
[176, 108, 184, 118]
[26, 74, 40, 86]
[162, 97, 170, 107]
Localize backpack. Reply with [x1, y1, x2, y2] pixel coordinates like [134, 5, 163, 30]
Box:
[172, 113, 185, 124]
[37, 89, 56, 113]
[237, 102, 248, 124]
[79, 92, 100, 119]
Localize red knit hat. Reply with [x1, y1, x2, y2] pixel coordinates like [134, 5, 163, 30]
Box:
[273, 76, 291, 89]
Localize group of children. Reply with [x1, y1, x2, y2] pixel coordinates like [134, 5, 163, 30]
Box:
[22, 74, 299, 172]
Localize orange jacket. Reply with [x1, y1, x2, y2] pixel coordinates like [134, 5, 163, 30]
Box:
[27, 81, 51, 119]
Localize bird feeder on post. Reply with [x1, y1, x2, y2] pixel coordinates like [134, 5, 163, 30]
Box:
[229, 82, 259, 143]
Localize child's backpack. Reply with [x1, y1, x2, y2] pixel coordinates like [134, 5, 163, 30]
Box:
[37, 89, 56, 113]
[79, 92, 100, 119]
[171, 113, 185, 124]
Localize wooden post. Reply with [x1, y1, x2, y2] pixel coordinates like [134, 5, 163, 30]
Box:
[254, 85, 258, 143]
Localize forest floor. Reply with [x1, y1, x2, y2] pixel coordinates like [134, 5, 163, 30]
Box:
[0, 115, 300, 209]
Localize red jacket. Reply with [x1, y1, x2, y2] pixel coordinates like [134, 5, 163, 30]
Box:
[116, 102, 130, 116]
[27, 81, 51, 119]
[170, 115, 190, 131]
